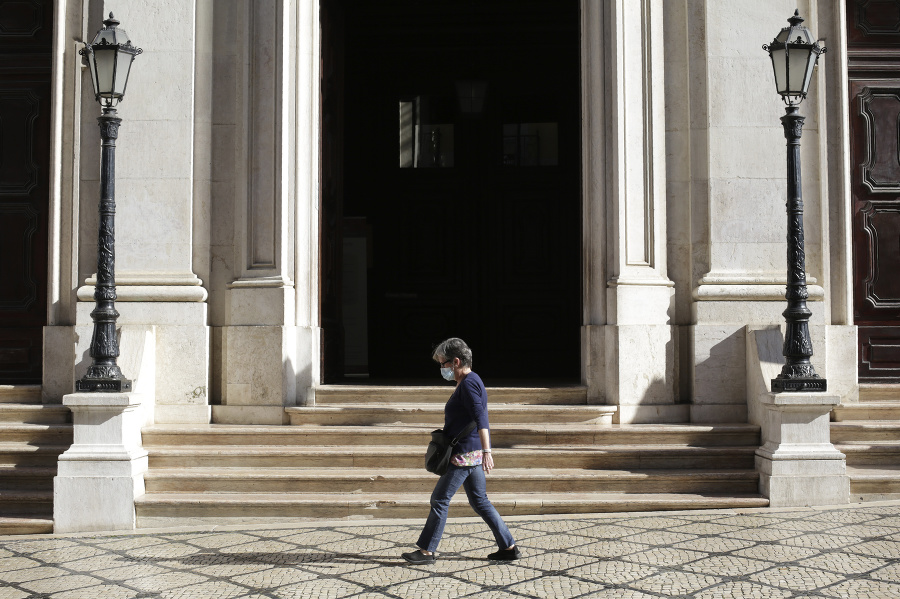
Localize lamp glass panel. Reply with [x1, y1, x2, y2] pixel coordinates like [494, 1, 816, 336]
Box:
[788, 47, 813, 95]
[114, 55, 132, 96]
[116, 27, 131, 44]
[771, 48, 787, 93]
[94, 48, 116, 97]
[87, 52, 100, 98]
[802, 53, 817, 96]
[95, 29, 117, 45]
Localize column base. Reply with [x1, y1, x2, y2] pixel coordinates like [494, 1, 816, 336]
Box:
[604, 324, 681, 423]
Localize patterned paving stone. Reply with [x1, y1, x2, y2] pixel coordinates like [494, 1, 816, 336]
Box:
[749, 564, 846, 592]
[682, 555, 774, 577]
[51, 587, 136, 599]
[565, 559, 658, 585]
[0, 557, 39, 573]
[570, 524, 644, 541]
[820, 578, 900, 599]
[157, 580, 249, 599]
[2, 504, 900, 598]
[566, 540, 649, 560]
[18, 575, 104, 595]
[796, 552, 890, 575]
[629, 569, 725, 595]
[846, 539, 900, 558]
[731, 542, 820, 563]
[507, 573, 602, 597]
[0, 566, 70, 584]
[671, 535, 757, 554]
[581, 590, 658, 599]
[691, 580, 793, 599]
[622, 546, 711, 566]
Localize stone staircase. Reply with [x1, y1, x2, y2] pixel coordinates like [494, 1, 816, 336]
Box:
[832, 384, 900, 502]
[0, 385, 72, 535]
[135, 386, 768, 528]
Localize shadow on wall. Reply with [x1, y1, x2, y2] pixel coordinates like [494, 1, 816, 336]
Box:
[691, 326, 749, 422]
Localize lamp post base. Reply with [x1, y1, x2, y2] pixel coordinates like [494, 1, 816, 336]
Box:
[771, 377, 827, 393]
[76, 367, 133, 392]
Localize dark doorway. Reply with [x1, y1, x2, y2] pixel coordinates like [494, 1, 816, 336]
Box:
[0, 1, 52, 383]
[322, 0, 582, 383]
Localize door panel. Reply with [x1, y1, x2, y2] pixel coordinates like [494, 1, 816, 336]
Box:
[0, 0, 52, 382]
[334, 0, 581, 381]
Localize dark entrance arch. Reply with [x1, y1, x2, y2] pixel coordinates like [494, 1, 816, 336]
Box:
[321, 0, 582, 383]
[0, 0, 52, 383]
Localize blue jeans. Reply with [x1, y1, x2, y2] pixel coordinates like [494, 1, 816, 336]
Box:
[416, 464, 515, 553]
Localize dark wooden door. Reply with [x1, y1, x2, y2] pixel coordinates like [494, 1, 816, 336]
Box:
[331, 0, 581, 382]
[0, 1, 52, 383]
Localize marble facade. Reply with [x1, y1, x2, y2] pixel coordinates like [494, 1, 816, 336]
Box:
[42, 0, 858, 519]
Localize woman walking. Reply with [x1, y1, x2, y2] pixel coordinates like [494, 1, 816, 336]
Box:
[402, 338, 520, 565]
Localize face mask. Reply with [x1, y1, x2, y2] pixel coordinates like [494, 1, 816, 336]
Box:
[441, 367, 454, 381]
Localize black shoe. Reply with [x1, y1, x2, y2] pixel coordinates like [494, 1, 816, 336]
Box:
[402, 549, 437, 565]
[488, 546, 521, 561]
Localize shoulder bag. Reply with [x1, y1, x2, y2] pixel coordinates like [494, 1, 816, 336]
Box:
[425, 420, 477, 476]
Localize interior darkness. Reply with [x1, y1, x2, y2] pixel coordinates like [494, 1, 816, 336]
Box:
[321, 0, 582, 384]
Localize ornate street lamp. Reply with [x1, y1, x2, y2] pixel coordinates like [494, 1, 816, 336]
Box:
[75, 13, 141, 392]
[763, 10, 827, 393]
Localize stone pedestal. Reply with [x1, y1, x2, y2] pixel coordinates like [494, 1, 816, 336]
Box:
[54, 393, 148, 533]
[755, 392, 849, 507]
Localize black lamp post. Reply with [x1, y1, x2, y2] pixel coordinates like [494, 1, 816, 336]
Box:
[763, 10, 827, 393]
[75, 13, 141, 392]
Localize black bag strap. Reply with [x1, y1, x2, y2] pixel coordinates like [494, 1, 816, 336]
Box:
[449, 421, 477, 446]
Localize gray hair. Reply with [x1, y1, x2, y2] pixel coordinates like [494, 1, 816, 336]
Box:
[432, 337, 473, 368]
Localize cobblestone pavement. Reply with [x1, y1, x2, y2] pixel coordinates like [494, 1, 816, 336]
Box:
[3, 503, 900, 598]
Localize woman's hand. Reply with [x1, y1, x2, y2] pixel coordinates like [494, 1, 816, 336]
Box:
[479, 428, 494, 473]
[482, 452, 494, 474]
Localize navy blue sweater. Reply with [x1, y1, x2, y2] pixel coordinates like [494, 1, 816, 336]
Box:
[444, 372, 490, 456]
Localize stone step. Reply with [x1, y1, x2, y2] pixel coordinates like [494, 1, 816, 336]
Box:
[142, 424, 760, 448]
[0, 467, 57, 491]
[286, 404, 617, 426]
[858, 384, 900, 403]
[0, 385, 41, 405]
[836, 442, 900, 465]
[847, 466, 900, 502]
[0, 517, 54, 535]
[832, 404, 900, 422]
[0, 424, 73, 444]
[143, 467, 759, 495]
[0, 405, 71, 425]
[830, 422, 900, 443]
[313, 385, 589, 405]
[134, 491, 769, 527]
[0, 443, 69, 467]
[0, 490, 53, 516]
[147, 444, 758, 470]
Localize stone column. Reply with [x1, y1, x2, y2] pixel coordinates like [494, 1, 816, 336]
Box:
[685, 2, 857, 421]
[583, 0, 679, 423]
[294, 0, 322, 406]
[216, 0, 301, 423]
[57, 2, 211, 422]
[54, 392, 148, 532]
